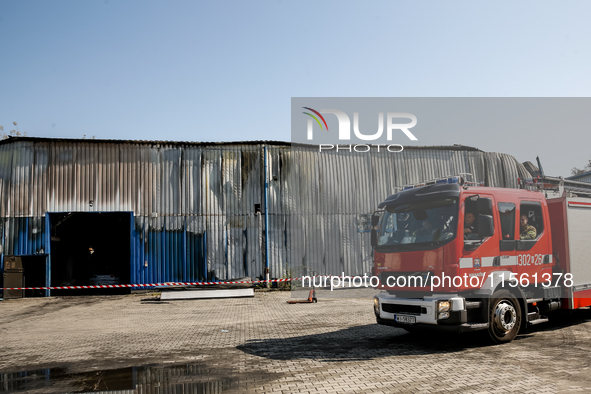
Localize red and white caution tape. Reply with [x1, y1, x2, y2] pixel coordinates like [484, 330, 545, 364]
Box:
[0, 276, 317, 291]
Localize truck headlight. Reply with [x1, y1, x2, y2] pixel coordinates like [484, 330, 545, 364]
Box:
[374, 298, 380, 315]
[438, 301, 451, 313]
[438, 312, 450, 320]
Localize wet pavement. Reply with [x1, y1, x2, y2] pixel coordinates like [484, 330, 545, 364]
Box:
[1, 291, 591, 393]
[1, 363, 226, 393]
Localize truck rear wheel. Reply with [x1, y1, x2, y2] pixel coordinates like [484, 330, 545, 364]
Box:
[488, 290, 522, 344]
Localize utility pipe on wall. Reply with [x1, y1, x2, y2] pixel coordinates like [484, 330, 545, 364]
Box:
[263, 146, 270, 287]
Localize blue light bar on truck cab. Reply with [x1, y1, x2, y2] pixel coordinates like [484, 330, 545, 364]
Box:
[403, 176, 461, 190]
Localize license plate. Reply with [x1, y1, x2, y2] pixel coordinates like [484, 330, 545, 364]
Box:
[395, 315, 416, 324]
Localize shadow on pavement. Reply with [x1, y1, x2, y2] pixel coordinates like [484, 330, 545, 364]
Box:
[533, 308, 591, 332]
[238, 309, 591, 361]
[237, 323, 491, 361]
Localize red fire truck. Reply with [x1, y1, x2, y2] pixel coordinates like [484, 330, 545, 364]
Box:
[371, 175, 591, 343]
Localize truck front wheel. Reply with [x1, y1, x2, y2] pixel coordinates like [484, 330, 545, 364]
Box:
[488, 290, 522, 344]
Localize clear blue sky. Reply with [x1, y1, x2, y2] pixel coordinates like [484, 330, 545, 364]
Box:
[1, 1, 590, 176]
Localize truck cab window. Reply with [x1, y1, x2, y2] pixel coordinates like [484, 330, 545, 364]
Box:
[376, 198, 458, 251]
[464, 197, 494, 250]
[463, 196, 493, 241]
[498, 202, 516, 240]
[463, 198, 479, 240]
[519, 202, 543, 240]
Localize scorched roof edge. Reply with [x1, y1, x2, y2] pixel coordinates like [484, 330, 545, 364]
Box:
[0, 136, 483, 151]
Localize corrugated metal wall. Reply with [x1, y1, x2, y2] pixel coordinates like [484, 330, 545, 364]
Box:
[265, 146, 531, 277]
[0, 139, 531, 281]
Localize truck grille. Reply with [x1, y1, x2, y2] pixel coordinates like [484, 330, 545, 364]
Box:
[382, 303, 427, 315]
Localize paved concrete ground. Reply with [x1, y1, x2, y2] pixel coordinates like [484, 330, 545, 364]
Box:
[1, 291, 591, 393]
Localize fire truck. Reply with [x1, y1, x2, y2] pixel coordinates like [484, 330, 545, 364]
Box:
[371, 175, 591, 343]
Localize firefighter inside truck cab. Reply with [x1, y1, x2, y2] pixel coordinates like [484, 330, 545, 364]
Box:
[520, 214, 537, 240]
[412, 218, 438, 241]
[463, 211, 478, 238]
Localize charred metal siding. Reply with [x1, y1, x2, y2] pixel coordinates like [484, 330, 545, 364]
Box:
[264, 146, 531, 277]
[0, 139, 531, 280]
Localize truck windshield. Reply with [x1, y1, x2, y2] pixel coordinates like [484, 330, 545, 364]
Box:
[377, 198, 458, 251]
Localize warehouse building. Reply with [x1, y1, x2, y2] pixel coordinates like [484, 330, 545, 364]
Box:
[567, 171, 591, 184]
[0, 137, 532, 295]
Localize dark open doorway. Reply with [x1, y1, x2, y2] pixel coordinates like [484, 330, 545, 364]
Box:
[49, 212, 131, 295]
[22, 255, 48, 297]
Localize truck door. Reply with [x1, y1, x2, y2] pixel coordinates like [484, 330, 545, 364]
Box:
[461, 194, 498, 279]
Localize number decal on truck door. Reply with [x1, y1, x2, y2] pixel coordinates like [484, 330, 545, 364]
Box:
[517, 254, 544, 266]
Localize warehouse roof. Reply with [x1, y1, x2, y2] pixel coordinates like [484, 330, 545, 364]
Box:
[567, 171, 591, 180]
[0, 136, 483, 151]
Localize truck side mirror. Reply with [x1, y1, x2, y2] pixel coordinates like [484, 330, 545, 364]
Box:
[371, 213, 381, 227]
[477, 198, 492, 214]
[371, 229, 378, 247]
[370, 211, 383, 248]
[478, 214, 494, 238]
